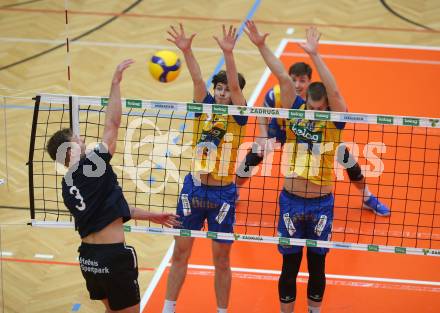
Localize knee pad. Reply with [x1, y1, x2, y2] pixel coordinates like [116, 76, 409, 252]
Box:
[340, 147, 364, 181]
[306, 250, 326, 302]
[278, 252, 302, 303]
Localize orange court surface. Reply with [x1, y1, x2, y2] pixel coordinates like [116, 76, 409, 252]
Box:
[143, 39, 440, 313]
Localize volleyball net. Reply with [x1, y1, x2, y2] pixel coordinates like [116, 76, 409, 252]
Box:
[28, 93, 440, 257]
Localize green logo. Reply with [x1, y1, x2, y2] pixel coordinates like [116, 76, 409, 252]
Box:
[123, 225, 131, 232]
[314, 112, 330, 120]
[367, 244, 379, 252]
[403, 117, 420, 126]
[187, 103, 203, 113]
[212, 105, 228, 115]
[207, 231, 218, 239]
[126, 99, 142, 108]
[306, 239, 317, 247]
[238, 106, 248, 115]
[279, 237, 290, 245]
[423, 249, 430, 256]
[289, 109, 305, 119]
[233, 233, 241, 240]
[395, 247, 406, 254]
[101, 98, 109, 106]
[377, 116, 394, 124]
[430, 119, 439, 127]
[292, 125, 322, 143]
[180, 229, 191, 237]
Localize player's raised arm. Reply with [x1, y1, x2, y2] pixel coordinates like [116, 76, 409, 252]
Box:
[299, 26, 347, 112]
[213, 24, 246, 106]
[167, 23, 206, 103]
[244, 20, 295, 109]
[102, 59, 134, 155]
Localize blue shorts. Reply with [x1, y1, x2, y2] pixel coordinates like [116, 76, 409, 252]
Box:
[176, 174, 237, 243]
[277, 189, 334, 255]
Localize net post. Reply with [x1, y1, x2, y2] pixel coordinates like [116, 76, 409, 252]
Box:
[69, 95, 80, 135]
[28, 95, 41, 220]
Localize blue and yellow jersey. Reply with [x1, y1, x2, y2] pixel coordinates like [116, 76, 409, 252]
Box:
[285, 103, 345, 186]
[192, 93, 247, 184]
[264, 85, 304, 144]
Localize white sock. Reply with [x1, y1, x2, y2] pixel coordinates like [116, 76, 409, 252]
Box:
[162, 300, 176, 313]
[217, 308, 227, 313]
[362, 185, 372, 202]
[308, 306, 321, 313]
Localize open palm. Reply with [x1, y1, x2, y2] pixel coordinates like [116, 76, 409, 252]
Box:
[244, 20, 269, 47]
[298, 26, 321, 55]
[167, 23, 196, 52]
[214, 24, 237, 53]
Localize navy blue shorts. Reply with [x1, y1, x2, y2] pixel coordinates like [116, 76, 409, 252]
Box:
[78, 242, 139, 310]
[277, 189, 334, 255]
[176, 174, 237, 243]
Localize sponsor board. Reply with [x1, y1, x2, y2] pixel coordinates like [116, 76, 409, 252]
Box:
[402, 117, 420, 126]
[126, 99, 142, 108]
[367, 244, 379, 252]
[395, 247, 407, 254]
[212, 105, 228, 114]
[249, 107, 280, 116]
[314, 112, 330, 120]
[377, 115, 394, 124]
[207, 231, 218, 239]
[187, 103, 203, 113]
[279, 237, 290, 245]
[151, 102, 176, 110]
[180, 229, 191, 237]
[342, 114, 367, 122]
[306, 239, 317, 247]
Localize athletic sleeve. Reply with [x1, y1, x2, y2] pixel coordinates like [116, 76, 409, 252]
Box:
[263, 88, 275, 108]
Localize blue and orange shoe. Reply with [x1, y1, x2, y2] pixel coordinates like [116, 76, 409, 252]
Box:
[363, 195, 391, 216]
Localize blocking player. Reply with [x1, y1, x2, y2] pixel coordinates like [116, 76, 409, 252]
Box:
[245, 21, 346, 313]
[162, 24, 247, 313]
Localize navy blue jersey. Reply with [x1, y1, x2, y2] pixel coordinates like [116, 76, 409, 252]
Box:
[62, 143, 131, 238]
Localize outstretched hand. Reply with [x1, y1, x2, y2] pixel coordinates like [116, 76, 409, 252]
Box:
[213, 24, 238, 53]
[167, 23, 196, 52]
[244, 20, 269, 47]
[148, 212, 181, 228]
[298, 26, 321, 56]
[112, 59, 134, 85]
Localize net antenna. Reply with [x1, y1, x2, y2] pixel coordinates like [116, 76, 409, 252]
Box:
[28, 92, 440, 257]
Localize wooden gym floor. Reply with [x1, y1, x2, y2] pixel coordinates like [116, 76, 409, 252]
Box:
[1, 1, 440, 312]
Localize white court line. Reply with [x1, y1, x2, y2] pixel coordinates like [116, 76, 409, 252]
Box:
[185, 264, 440, 286]
[140, 241, 175, 312]
[34, 253, 54, 259]
[1, 37, 440, 65]
[1, 251, 13, 257]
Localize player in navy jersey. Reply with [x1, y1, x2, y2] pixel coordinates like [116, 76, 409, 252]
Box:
[238, 48, 390, 217]
[46, 59, 180, 313]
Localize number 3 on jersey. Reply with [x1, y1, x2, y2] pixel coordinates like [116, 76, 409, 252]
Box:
[69, 186, 86, 211]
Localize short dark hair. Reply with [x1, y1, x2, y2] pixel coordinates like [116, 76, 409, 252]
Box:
[46, 128, 72, 162]
[307, 82, 327, 101]
[288, 62, 312, 79]
[211, 70, 246, 90]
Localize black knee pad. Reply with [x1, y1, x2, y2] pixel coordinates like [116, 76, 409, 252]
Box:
[306, 250, 326, 303]
[338, 147, 364, 181]
[278, 252, 302, 303]
[236, 148, 264, 178]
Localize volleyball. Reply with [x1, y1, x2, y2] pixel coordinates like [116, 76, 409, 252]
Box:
[148, 50, 181, 83]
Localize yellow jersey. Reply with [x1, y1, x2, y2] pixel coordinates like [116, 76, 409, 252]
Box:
[192, 113, 247, 184]
[284, 103, 344, 186]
